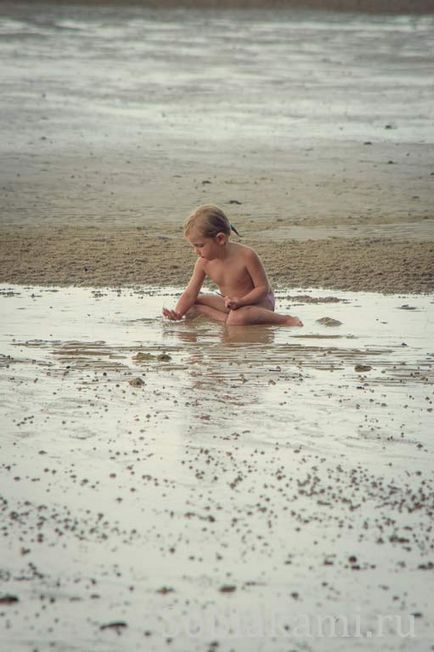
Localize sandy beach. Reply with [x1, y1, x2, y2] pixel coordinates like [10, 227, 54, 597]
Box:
[1, 2, 434, 650]
[1, 2, 434, 293]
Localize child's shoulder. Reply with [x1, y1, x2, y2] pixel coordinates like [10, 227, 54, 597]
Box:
[230, 242, 258, 259]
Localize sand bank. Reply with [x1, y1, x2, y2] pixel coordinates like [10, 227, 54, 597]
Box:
[0, 225, 433, 293]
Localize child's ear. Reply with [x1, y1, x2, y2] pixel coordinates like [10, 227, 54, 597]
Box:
[215, 232, 227, 244]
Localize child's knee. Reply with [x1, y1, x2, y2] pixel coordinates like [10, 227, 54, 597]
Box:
[226, 308, 249, 326]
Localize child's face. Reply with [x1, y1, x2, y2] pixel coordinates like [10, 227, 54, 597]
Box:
[186, 230, 226, 260]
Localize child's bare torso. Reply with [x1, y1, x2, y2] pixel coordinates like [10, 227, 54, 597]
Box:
[202, 242, 258, 297]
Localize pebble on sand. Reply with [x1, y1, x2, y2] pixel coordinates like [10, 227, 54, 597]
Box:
[316, 317, 343, 326]
[0, 595, 19, 605]
[100, 621, 128, 632]
[128, 377, 144, 387]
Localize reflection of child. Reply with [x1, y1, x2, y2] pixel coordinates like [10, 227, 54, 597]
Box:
[163, 205, 303, 327]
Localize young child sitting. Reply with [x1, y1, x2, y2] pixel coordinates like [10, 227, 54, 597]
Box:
[163, 204, 303, 327]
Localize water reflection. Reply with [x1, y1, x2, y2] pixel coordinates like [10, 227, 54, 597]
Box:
[222, 324, 276, 346]
[166, 319, 277, 434]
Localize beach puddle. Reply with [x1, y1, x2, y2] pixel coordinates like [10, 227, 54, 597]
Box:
[0, 284, 433, 651]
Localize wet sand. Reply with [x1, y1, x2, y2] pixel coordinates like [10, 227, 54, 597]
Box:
[1, 224, 434, 293]
[0, 284, 433, 650]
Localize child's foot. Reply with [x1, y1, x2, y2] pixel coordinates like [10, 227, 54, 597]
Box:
[284, 315, 303, 326]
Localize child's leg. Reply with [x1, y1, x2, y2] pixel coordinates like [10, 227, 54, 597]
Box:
[226, 305, 303, 327]
[196, 294, 229, 313]
[184, 293, 229, 322]
[194, 304, 229, 322]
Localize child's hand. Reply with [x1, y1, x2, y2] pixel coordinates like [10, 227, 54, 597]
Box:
[224, 296, 242, 310]
[162, 307, 183, 320]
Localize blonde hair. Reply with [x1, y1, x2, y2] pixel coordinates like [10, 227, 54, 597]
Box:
[184, 204, 232, 239]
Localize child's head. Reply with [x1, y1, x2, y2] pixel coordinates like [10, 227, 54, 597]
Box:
[184, 205, 232, 240]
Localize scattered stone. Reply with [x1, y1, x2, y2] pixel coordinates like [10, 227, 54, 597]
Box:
[286, 295, 348, 304]
[133, 352, 171, 363]
[0, 595, 19, 605]
[133, 352, 154, 362]
[316, 317, 342, 326]
[100, 621, 128, 632]
[418, 562, 434, 570]
[355, 365, 372, 373]
[219, 585, 236, 593]
[128, 377, 144, 387]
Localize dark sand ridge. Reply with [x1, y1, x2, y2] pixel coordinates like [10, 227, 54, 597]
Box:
[8, 0, 434, 13]
[1, 224, 433, 293]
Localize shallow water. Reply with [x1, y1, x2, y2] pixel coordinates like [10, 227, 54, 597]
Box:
[0, 284, 433, 650]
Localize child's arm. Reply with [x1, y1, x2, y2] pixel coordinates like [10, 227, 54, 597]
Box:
[163, 259, 206, 320]
[225, 249, 271, 310]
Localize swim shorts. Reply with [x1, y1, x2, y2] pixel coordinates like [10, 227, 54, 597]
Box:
[265, 291, 276, 311]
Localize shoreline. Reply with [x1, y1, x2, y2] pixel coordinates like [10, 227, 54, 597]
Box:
[1, 225, 433, 294]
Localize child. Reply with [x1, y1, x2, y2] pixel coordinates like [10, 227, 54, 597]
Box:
[163, 205, 303, 327]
